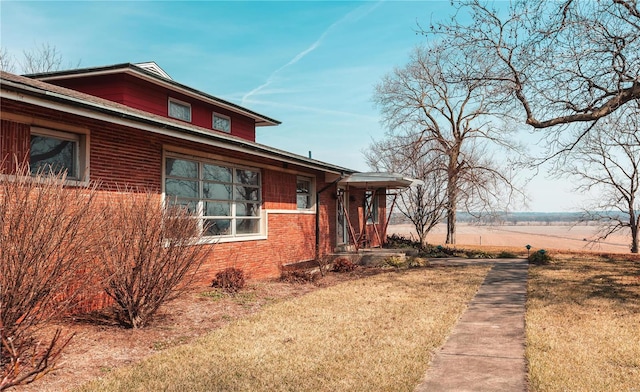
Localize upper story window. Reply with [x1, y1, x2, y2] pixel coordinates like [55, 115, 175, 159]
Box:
[296, 176, 314, 209]
[213, 113, 231, 133]
[168, 98, 191, 122]
[30, 128, 83, 180]
[164, 154, 262, 239]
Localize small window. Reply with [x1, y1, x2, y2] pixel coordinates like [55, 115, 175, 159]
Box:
[213, 113, 231, 133]
[297, 177, 313, 209]
[168, 98, 191, 122]
[30, 129, 81, 180]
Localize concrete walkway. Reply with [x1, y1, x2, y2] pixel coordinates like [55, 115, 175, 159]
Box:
[415, 259, 528, 392]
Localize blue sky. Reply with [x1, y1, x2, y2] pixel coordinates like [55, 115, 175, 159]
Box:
[0, 0, 582, 212]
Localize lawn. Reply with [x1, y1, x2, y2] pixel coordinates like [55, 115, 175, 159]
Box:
[75, 266, 489, 392]
[526, 255, 640, 391]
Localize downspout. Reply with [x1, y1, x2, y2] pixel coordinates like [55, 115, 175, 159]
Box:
[315, 174, 344, 260]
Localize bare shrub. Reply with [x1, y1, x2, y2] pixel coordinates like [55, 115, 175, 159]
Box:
[1, 163, 101, 389]
[212, 268, 246, 294]
[332, 259, 356, 273]
[95, 190, 211, 328]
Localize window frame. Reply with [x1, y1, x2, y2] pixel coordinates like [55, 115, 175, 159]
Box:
[296, 176, 315, 210]
[212, 112, 231, 133]
[163, 152, 265, 243]
[29, 127, 88, 182]
[168, 98, 192, 122]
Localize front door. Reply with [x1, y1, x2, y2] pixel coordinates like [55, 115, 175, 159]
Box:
[336, 187, 348, 245]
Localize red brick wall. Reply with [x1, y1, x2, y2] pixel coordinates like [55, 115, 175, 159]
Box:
[1, 99, 341, 285]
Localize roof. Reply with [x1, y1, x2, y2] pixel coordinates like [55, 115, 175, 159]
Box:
[0, 70, 354, 176]
[23, 62, 281, 127]
[339, 172, 417, 189]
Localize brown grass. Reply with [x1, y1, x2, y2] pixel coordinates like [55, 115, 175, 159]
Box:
[526, 254, 640, 391]
[75, 266, 489, 392]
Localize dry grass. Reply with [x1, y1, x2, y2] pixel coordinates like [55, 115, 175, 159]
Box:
[526, 255, 640, 391]
[76, 266, 489, 392]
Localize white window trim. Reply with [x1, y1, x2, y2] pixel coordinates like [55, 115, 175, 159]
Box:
[168, 97, 192, 122]
[30, 126, 90, 185]
[296, 175, 316, 211]
[212, 112, 231, 133]
[162, 151, 266, 243]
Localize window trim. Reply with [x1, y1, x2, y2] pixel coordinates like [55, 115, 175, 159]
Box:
[168, 98, 192, 122]
[296, 176, 315, 210]
[30, 127, 89, 184]
[163, 151, 266, 243]
[212, 112, 231, 133]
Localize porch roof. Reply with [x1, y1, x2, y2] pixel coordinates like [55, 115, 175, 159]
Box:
[338, 172, 418, 189]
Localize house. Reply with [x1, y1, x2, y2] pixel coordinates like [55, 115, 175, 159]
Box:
[0, 62, 411, 288]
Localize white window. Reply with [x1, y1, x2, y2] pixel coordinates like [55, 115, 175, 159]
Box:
[212, 113, 231, 133]
[296, 176, 314, 209]
[30, 128, 83, 180]
[168, 98, 191, 122]
[164, 155, 262, 238]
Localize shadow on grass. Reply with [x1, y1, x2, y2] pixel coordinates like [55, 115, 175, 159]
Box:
[528, 257, 640, 311]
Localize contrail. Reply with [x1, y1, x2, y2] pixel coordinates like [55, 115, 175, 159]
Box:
[242, 1, 384, 105]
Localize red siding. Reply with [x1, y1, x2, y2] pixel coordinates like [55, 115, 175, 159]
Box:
[46, 74, 257, 141]
[0, 119, 30, 173]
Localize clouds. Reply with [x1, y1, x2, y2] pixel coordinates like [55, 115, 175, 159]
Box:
[241, 1, 385, 106]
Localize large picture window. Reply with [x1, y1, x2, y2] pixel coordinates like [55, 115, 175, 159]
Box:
[30, 128, 82, 180]
[164, 155, 262, 238]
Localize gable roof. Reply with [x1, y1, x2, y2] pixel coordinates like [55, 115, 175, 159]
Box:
[24, 62, 281, 127]
[0, 71, 353, 176]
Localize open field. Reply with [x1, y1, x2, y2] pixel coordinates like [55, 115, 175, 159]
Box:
[389, 223, 634, 253]
[527, 256, 640, 391]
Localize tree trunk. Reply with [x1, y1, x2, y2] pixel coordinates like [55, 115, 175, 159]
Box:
[446, 157, 459, 245]
[630, 210, 638, 254]
[446, 208, 456, 244]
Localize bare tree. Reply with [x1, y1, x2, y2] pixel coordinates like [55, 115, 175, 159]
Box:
[428, 0, 640, 154]
[95, 189, 212, 328]
[0, 43, 79, 74]
[556, 107, 640, 253]
[373, 43, 523, 244]
[1, 162, 102, 390]
[0, 48, 16, 73]
[365, 132, 447, 247]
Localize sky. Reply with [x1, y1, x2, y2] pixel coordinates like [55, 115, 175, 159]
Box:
[0, 0, 587, 212]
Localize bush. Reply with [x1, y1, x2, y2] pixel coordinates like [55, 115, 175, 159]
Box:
[497, 251, 518, 259]
[212, 268, 246, 293]
[1, 163, 102, 389]
[408, 257, 428, 268]
[95, 189, 211, 328]
[332, 259, 356, 273]
[385, 234, 421, 249]
[385, 256, 406, 268]
[529, 249, 552, 265]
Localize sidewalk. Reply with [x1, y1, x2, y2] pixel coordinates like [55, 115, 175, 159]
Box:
[415, 259, 528, 392]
